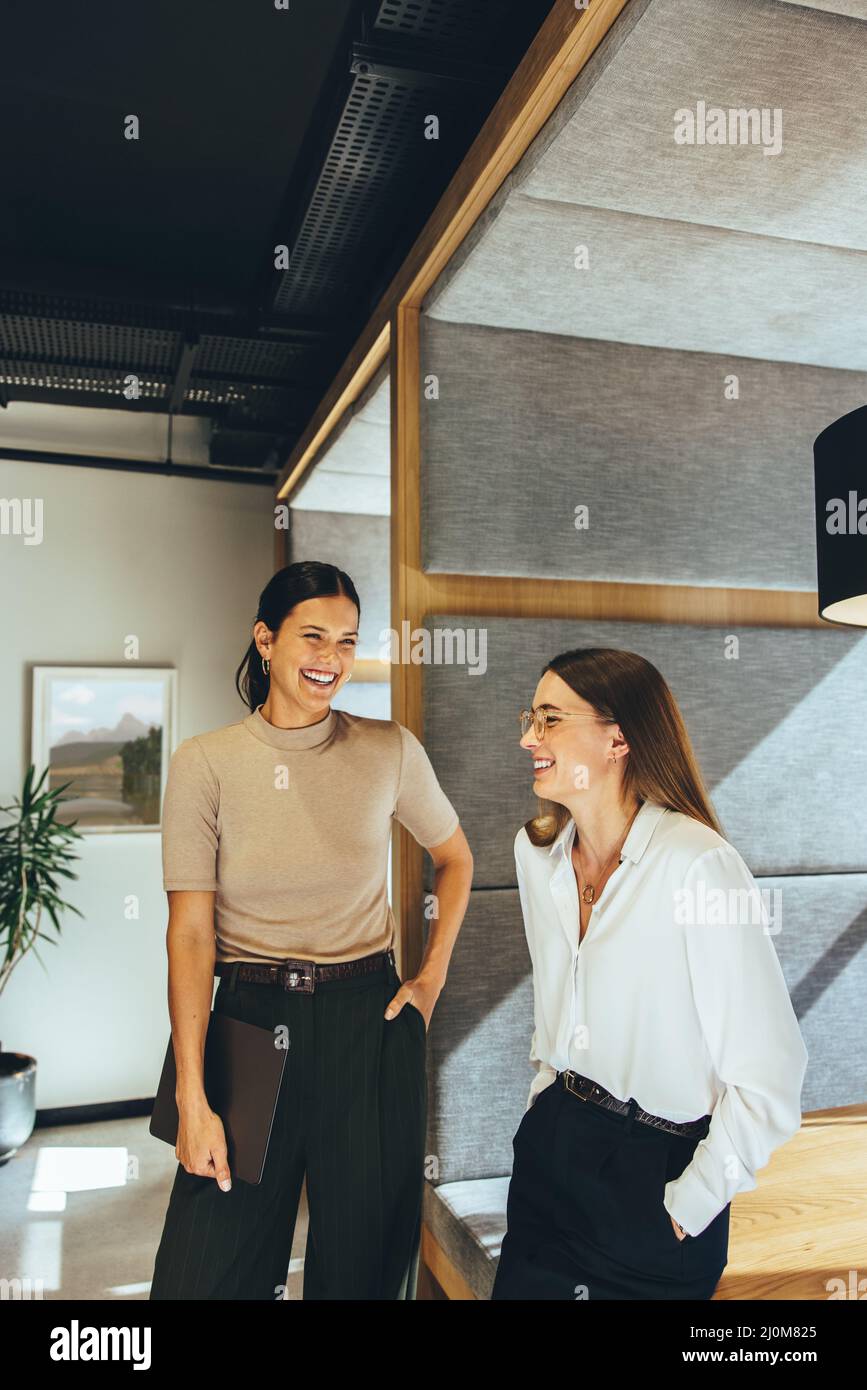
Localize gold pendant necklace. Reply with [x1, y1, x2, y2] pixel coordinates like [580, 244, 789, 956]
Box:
[577, 804, 641, 905]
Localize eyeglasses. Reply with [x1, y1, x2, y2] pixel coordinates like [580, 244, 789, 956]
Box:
[519, 707, 609, 739]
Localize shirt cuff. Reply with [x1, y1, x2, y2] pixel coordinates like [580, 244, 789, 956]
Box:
[663, 1165, 725, 1237]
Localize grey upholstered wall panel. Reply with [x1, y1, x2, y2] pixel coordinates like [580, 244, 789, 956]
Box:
[419, 317, 867, 588]
[423, 0, 867, 339]
[424, 192, 867, 371]
[786, 0, 867, 15]
[289, 510, 389, 661]
[422, 872, 866, 1185]
[308, 388, 389, 482]
[418, 615, 867, 883]
[310, 419, 389, 478]
[516, 0, 867, 252]
[422, 888, 534, 1185]
[292, 362, 389, 514]
[774, 872, 867, 1111]
[305, 359, 389, 475]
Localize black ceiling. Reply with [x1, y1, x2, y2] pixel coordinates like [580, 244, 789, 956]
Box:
[0, 0, 555, 483]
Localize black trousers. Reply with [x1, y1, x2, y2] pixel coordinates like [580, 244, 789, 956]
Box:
[491, 1076, 730, 1300]
[149, 952, 427, 1300]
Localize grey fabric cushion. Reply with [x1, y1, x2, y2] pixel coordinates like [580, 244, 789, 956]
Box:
[419, 317, 867, 589]
[423, 1177, 510, 1300]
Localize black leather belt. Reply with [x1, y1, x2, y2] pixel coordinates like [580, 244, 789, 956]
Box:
[557, 1070, 710, 1138]
[215, 947, 395, 994]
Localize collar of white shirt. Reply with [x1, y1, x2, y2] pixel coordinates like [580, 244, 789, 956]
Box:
[546, 797, 668, 863]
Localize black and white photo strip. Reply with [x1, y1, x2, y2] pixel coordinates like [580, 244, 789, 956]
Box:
[0, 0, 864, 1369]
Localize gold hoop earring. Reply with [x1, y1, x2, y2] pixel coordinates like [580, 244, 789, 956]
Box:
[261, 657, 270, 675]
[346, 673, 352, 682]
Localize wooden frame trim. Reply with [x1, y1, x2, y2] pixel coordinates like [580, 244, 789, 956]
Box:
[402, 574, 822, 629]
[420, 1222, 478, 1301]
[390, 303, 425, 976]
[274, 0, 630, 503]
[345, 657, 390, 683]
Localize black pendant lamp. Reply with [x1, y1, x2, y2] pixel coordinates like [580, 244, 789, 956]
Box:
[814, 403, 867, 626]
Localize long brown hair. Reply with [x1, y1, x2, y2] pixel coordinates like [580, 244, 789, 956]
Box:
[525, 647, 723, 846]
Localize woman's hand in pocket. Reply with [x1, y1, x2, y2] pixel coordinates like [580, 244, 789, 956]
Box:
[384, 973, 441, 1031]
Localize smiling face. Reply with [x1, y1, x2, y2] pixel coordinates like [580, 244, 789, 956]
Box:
[254, 594, 358, 715]
[520, 670, 624, 804]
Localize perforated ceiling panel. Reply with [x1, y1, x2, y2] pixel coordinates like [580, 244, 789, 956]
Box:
[0, 361, 171, 400]
[0, 299, 319, 432]
[194, 334, 322, 380]
[374, 0, 497, 44]
[273, 0, 551, 317]
[274, 74, 476, 316]
[0, 0, 555, 475]
[0, 314, 177, 370]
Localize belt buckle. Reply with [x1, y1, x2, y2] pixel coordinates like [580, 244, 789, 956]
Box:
[278, 957, 315, 993]
[564, 1070, 591, 1101]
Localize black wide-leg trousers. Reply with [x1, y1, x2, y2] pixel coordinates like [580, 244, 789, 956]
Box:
[491, 1077, 730, 1301]
[149, 953, 427, 1300]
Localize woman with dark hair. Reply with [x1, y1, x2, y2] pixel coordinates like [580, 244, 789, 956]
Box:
[149, 561, 473, 1300]
[491, 648, 808, 1301]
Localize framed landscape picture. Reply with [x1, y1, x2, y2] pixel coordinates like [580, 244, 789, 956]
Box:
[30, 666, 177, 832]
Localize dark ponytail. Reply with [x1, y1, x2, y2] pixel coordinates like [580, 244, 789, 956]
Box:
[234, 561, 361, 712]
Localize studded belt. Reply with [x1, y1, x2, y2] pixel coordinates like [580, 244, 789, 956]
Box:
[557, 1070, 711, 1138]
[214, 946, 395, 994]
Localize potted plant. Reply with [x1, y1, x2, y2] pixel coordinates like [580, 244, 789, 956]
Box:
[0, 764, 85, 1163]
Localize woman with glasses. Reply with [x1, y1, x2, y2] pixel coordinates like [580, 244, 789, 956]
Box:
[149, 561, 473, 1300]
[491, 647, 808, 1301]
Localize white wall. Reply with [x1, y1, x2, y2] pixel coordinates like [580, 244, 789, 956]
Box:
[0, 458, 275, 1109]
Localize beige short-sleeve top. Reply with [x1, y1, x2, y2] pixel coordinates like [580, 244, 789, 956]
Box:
[160, 704, 460, 965]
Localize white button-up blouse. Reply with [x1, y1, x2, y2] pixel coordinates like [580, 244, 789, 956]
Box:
[514, 798, 809, 1238]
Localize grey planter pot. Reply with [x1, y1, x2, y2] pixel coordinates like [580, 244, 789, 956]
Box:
[0, 1050, 37, 1163]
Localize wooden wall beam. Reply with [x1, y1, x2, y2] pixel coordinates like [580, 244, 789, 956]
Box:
[390, 304, 426, 976]
[417, 573, 823, 629]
